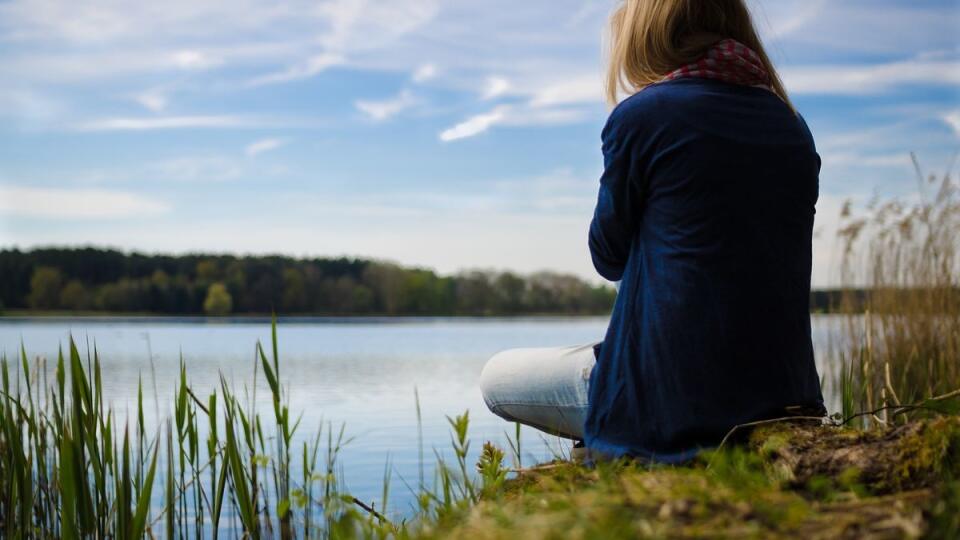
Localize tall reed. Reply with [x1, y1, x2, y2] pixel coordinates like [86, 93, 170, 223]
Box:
[0, 316, 493, 538]
[832, 156, 960, 425]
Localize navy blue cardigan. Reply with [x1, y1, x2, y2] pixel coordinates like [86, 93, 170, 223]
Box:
[585, 78, 825, 462]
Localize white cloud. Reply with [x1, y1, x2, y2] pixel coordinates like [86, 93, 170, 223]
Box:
[75, 115, 259, 131]
[246, 52, 344, 87]
[0, 1, 149, 43]
[0, 89, 64, 123]
[170, 49, 222, 70]
[0, 0, 442, 88]
[354, 90, 417, 121]
[490, 168, 597, 213]
[482, 76, 511, 100]
[751, 0, 828, 40]
[783, 59, 960, 95]
[765, 3, 959, 55]
[134, 90, 168, 112]
[0, 186, 169, 219]
[245, 138, 287, 156]
[412, 63, 436, 83]
[529, 73, 602, 107]
[149, 156, 244, 181]
[316, 0, 441, 52]
[506, 106, 591, 126]
[820, 151, 913, 169]
[565, 2, 605, 28]
[438, 102, 591, 142]
[944, 111, 960, 137]
[439, 106, 509, 142]
[364, 167, 596, 215]
[0, 45, 289, 84]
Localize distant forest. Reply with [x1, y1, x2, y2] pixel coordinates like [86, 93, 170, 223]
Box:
[0, 248, 617, 316]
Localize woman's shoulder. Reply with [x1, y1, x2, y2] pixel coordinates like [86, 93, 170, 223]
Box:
[607, 86, 663, 124]
[604, 80, 701, 135]
[605, 79, 815, 148]
[602, 80, 704, 147]
[610, 79, 700, 112]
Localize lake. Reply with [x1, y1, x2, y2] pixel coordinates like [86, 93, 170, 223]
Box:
[0, 315, 842, 516]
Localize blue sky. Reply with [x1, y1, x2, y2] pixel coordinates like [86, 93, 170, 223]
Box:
[0, 0, 957, 287]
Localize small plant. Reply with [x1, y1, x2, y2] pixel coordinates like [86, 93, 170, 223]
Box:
[446, 411, 474, 501]
[476, 442, 508, 495]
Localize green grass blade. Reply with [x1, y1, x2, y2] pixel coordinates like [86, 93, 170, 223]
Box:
[130, 440, 160, 539]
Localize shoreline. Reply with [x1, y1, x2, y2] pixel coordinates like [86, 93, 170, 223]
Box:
[0, 313, 613, 324]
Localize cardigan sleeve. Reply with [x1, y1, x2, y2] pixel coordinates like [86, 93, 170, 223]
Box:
[588, 105, 646, 281]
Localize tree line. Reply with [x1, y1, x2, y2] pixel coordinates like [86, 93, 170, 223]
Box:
[0, 248, 616, 316]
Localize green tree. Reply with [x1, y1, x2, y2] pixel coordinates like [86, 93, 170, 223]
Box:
[402, 270, 452, 314]
[28, 266, 63, 310]
[281, 268, 307, 312]
[196, 260, 220, 283]
[362, 262, 405, 314]
[150, 269, 171, 288]
[59, 280, 92, 311]
[203, 282, 233, 316]
[95, 279, 144, 312]
[351, 284, 375, 313]
[0, 248, 616, 316]
[455, 271, 495, 315]
[494, 272, 527, 313]
[321, 276, 378, 314]
[224, 261, 247, 310]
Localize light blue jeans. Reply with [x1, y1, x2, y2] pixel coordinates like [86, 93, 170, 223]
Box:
[479, 342, 599, 440]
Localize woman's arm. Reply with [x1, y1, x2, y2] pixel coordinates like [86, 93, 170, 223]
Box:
[588, 107, 645, 282]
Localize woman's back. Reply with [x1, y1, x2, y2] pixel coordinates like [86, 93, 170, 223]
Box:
[585, 77, 825, 461]
[481, 1, 826, 464]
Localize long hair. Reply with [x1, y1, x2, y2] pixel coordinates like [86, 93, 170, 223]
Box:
[605, 0, 792, 110]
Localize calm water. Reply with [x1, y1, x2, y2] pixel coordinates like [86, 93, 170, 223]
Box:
[0, 315, 841, 515]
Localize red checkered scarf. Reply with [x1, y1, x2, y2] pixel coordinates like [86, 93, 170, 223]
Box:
[661, 38, 771, 90]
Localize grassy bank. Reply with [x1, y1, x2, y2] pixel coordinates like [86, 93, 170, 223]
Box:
[425, 418, 960, 539]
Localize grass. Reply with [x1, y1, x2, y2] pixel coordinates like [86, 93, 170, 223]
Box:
[414, 416, 960, 539]
[0, 314, 537, 538]
[0, 317, 370, 538]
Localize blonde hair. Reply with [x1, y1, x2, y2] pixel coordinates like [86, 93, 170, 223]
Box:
[605, 0, 792, 110]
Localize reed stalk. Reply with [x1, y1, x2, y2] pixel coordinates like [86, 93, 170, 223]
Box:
[832, 157, 960, 424]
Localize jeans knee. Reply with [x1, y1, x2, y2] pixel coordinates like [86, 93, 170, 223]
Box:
[479, 349, 515, 411]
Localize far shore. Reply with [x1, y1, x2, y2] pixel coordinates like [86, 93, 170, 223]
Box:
[0, 311, 614, 324]
[0, 305, 863, 321]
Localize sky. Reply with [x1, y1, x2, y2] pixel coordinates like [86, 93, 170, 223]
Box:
[0, 0, 957, 287]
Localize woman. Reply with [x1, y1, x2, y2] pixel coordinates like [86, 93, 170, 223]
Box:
[480, 0, 825, 462]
